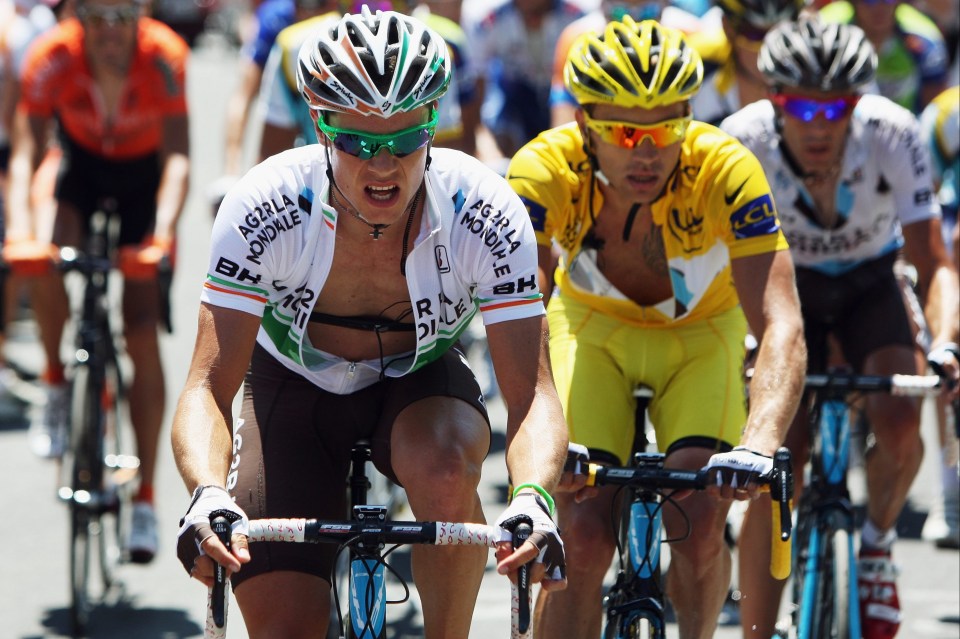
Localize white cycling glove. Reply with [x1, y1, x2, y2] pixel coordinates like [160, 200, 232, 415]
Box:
[495, 492, 566, 581]
[704, 446, 773, 489]
[176, 485, 249, 576]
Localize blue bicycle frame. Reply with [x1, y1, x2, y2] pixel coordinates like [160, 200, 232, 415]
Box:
[794, 395, 860, 639]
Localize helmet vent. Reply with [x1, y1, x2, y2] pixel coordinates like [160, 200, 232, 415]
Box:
[296, 10, 453, 116]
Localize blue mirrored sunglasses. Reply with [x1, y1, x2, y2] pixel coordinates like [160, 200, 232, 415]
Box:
[772, 94, 861, 122]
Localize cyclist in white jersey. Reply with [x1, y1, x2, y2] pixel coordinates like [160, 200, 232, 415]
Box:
[173, 10, 568, 638]
[721, 17, 960, 639]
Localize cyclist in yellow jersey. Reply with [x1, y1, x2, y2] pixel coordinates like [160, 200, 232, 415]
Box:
[506, 18, 807, 639]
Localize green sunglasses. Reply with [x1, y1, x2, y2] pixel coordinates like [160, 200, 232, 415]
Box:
[317, 109, 439, 160]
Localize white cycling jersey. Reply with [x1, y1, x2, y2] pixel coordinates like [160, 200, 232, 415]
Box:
[202, 146, 545, 394]
[721, 94, 940, 275]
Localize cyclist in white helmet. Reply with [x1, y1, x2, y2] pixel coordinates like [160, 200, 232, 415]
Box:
[722, 17, 959, 639]
[173, 9, 568, 637]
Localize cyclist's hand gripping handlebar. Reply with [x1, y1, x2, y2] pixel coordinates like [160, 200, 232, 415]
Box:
[211, 516, 231, 629]
[580, 446, 794, 580]
[769, 447, 793, 580]
[513, 521, 533, 636]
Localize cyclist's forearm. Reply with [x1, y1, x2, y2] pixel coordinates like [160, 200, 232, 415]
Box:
[491, 317, 567, 492]
[154, 152, 190, 242]
[741, 321, 806, 455]
[923, 263, 960, 348]
[5, 114, 42, 239]
[504, 394, 568, 494]
[171, 387, 234, 493]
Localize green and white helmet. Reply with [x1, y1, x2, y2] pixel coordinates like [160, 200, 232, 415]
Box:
[296, 7, 452, 117]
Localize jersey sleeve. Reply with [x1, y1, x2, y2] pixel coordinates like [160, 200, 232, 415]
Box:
[18, 27, 66, 118]
[259, 42, 296, 129]
[248, 0, 293, 68]
[201, 184, 274, 317]
[151, 26, 189, 115]
[468, 175, 546, 326]
[506, 136, 574, 248]
[706, 136, 789, 259]
[873, 103, 941, 226]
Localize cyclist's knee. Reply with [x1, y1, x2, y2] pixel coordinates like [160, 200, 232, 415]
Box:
[403, 454, 482, 502]
[868, 398, 922, 448]
[234, 572, 330, 639]
[556, 500, 617, 580]
[665, 496, 728, 564]
[392, 402, 488, 492]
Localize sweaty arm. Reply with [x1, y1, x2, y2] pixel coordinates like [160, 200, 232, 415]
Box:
[731, 249, 807, 455]
[172, 303, 261, 494]
[223, 59, 264, 177]
[487, 314, 568, 584]
[487, 314, 567, 492]
[154, 113, 190, 245]
[4, 110, 47, 240]
[903, 219, 960, 350]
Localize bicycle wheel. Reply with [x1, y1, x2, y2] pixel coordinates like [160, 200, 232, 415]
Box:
[829, 526, 855, 639]
[798, 517, 855, 639]
[792, 509, 820, 639]
[97, 361, 131, 586]
[70, 505, 92, 636]
[604, 608, 665, 639]
[68, 364, 103, 634]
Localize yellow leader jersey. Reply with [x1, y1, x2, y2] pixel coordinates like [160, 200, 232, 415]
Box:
[507, 121, 789, 328]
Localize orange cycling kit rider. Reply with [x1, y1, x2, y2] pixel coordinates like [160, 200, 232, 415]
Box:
[5, 0, 189, 562]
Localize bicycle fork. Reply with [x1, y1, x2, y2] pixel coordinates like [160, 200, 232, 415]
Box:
[606, 491, 666, 639]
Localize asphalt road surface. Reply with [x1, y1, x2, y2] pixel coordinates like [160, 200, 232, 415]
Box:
[0, 37, 957, 639]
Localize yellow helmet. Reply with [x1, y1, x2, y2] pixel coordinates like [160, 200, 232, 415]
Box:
[564, 17, 703, 109]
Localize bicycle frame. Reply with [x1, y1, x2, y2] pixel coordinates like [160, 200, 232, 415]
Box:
[56, 210, 139, 637]
[586, 449, 793, 639]
[784, 372, 943, 639]
[603, 454, 669, 639]
[793, 390, 860, 639]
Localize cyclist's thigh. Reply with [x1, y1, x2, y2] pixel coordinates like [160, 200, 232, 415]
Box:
[837, 257, 925, 433]
[233, 570, 330, 639]
[547, 294, 636, 465]
[381, 345, 490, 489]
[663, 446, 731, 539]
[835, 257, 925, 372]
[648, 306, 747, 455]
[230, 344, 383, 590]
[122, 279, 161, 330]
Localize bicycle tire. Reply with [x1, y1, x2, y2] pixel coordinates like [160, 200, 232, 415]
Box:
[68, 364, 104, 635]
[829, 526, 855, 639]
[98, 362, 127, 586]
[792, 502, 819, 639]
[70, 506, 92, 636]
[604, 608, 665, 639]
[796, 515, 856, 639]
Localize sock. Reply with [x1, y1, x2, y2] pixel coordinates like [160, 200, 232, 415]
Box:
[861, 519, 897, 552]
[136, 483, 154, 505]
[943, 448, 960, 497]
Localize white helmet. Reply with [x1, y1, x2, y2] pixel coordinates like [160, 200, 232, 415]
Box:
[296, 7, 452, 117]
